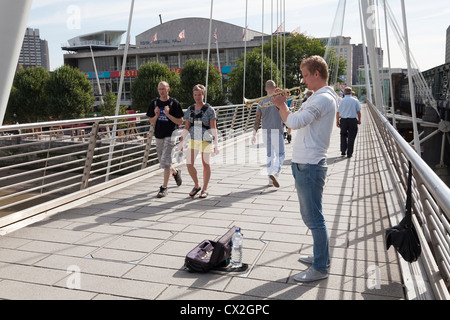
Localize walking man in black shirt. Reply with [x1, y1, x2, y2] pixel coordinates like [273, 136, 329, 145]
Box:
[147, 81, 184, 197]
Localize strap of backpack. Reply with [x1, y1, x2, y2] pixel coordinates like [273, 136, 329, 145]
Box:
[189, 104, 210, 127]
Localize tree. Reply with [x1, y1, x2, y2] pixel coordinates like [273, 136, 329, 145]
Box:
[179, 59, 226, 108]
[6, 66, 50, 123]
[45, 65, 95, 120]
[98, 92, 123, 116]
[131, 61, 181, 111]
[263, 34, 346, 88]
[227, 50, 281, 104]
[324, 47, 347, 86]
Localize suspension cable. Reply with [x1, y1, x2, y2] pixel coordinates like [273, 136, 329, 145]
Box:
[385, 1, 438, 116]
[261, 0, 265, 97]
[359, 0, 372, 101]
[205, 0, 214, 104]
[271, 0, 273, 79]
[324, 0, 346, 88]
[243, 0, 248, 104]
[383, 0, 397, 128]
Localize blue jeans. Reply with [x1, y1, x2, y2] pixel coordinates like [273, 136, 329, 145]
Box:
[291, 159, 330, 274]
[262, 129, 285, 176]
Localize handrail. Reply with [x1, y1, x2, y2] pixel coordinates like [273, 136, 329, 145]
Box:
[0, 102, 285, 227]
[367, 100, 450, 299]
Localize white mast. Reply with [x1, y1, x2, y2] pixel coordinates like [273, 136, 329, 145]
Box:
[0, 1, 34, 125]
[106, 0, 135, 182]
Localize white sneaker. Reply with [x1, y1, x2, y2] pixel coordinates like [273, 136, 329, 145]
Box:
[298, 255, 331, 267]
[293, 267, 328, 283]
[298, 255, 314, 265]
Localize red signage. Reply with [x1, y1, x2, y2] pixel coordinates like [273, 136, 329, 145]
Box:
[109, 70, 139, 78]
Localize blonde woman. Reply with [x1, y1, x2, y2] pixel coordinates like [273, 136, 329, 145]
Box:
[181, 84, 218, 198]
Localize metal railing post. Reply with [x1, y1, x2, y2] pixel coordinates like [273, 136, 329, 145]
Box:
[141, 123, 155, 169]
[81, 122, 100, 190]
[244, 105, 253, 133]
[228, 105, 240, 140]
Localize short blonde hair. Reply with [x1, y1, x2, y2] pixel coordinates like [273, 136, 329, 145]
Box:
[158, 81, 170, 88]
[265, 80, 276, 89]
[193, 84, 206, 95]
[300, 55, 329, 82]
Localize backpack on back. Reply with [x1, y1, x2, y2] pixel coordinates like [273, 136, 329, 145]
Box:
[188, 104, 211, 130]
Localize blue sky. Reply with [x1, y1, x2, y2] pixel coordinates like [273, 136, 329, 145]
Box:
[27, 0, 450, 72]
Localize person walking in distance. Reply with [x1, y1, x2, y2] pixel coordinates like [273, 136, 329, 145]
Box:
[273, 56, 340, 282]
[251, 80, 285, 188]
[336, 87, 362, 159]
[147, 81, 184, 198]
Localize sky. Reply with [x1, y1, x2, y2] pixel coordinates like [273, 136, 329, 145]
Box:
[26, 0, 450, 73]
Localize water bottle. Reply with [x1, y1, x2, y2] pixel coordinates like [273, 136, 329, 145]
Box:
[231, 229, 243, 268]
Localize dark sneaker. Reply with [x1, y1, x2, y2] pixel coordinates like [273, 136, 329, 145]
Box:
[269, 174, 280, 188]
[173, 169, 182, 186]
[157, 186, 168, 198]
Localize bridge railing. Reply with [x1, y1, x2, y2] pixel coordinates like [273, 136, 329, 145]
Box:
[0, 103, 255, 227]
[367, 101, 450, 299]
[0, 101, 306, 229]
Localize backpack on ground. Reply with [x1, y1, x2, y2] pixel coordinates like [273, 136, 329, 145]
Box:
[184, 226, 239, 273]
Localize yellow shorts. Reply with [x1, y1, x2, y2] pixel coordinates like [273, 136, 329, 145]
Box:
[188, 139, 213, 153]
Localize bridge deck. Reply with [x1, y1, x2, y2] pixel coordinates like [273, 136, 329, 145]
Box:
[0, 106, 405, 300]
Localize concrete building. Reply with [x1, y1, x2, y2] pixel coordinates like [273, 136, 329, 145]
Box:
[63, 18, 266, 105]
[18, 28, 50, 71]
[319, 36, 353, 86]
[352, 43, 383, 87]
[318, 36, 383, 90]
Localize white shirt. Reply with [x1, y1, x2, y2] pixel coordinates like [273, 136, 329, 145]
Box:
[285, 86, 339, 164]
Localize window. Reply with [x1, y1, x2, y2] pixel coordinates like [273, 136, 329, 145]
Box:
[209, 50, 226, 68]
[125, 56, 136, 70]
[138, 55, 156, 68]
[96, 56, 117, 71]
[227, 48, 245, 66]
[181, 53, 202, 67]
[159, 54, 179, 68]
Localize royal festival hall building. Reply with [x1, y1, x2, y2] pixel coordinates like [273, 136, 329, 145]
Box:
[63, 18, 266, 106]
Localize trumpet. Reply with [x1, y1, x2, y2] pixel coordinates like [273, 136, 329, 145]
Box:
[244, 87, 302, 109]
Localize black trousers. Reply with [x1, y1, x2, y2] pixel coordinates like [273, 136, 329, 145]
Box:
[340, 118, 358, 157]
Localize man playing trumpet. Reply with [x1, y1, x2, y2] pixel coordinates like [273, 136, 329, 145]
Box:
[251, 80, 285, 188]
[273, 56, 340, 283]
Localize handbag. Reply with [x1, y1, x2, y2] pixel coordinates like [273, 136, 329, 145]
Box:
[385, 162, 422, 263]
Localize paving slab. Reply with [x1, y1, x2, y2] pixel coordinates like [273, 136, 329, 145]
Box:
[0, 106, 405, 300]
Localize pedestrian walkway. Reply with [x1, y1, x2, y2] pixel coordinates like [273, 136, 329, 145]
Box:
[0, 106, 405, 300]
